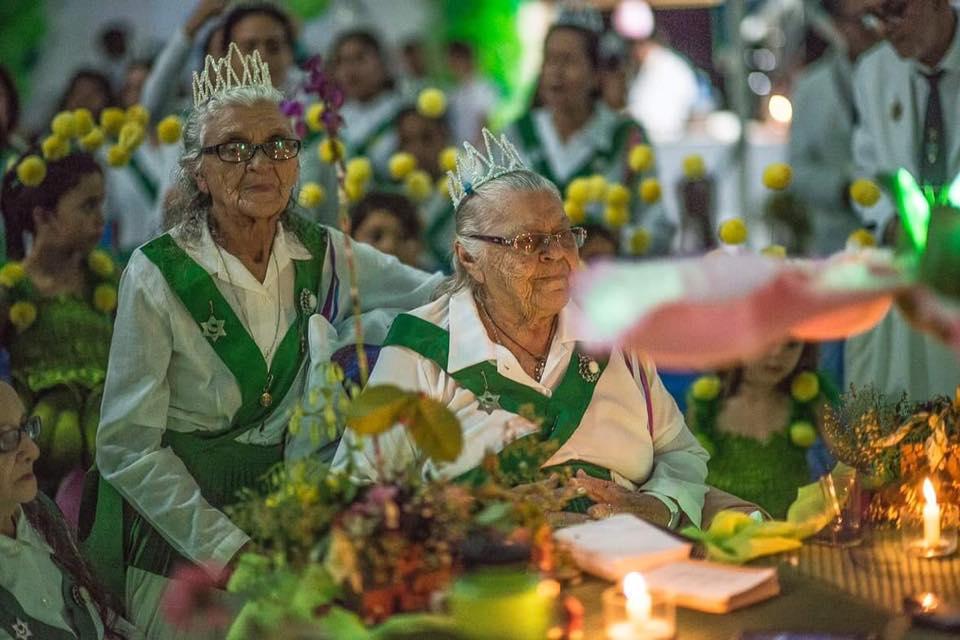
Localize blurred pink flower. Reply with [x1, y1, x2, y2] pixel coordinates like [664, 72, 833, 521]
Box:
[161, 562, 232, 631]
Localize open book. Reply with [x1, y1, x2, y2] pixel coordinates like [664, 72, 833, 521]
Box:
[554, 514, 779, 614]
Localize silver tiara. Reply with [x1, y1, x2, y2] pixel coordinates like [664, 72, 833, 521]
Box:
[555, 0, 604, 34]
[192, 42, 273, 107]
[446, 128, 527, 210]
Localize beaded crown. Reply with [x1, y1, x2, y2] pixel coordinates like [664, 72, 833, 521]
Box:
[192, 42, 273, 107]
[446, 128, 528, 210]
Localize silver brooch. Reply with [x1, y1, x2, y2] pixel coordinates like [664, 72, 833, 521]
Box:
[11, 619, 31, 640]
[476, 371, 501, 414]
[199, 301, 227, 343]
[578, 354, 601, 382]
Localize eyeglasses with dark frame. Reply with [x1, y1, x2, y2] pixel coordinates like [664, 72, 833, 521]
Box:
[201, 138, 302, 163]
[0, 415, 41, 454]
[467, 227, 587, 255]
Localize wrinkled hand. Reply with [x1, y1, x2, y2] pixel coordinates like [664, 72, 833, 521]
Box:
[186, 0, 228, 37]
[568, 470, 671, 527]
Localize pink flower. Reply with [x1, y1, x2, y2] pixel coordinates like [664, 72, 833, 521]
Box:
[161, 562, 233, 631]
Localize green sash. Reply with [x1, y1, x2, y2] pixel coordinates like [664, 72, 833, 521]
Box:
[382, 313, 609, 510]
[83, 218, 327, 599]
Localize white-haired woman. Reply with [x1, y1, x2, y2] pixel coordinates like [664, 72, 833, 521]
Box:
[83, 45, 441, 639]
[335, 134, 710, 529]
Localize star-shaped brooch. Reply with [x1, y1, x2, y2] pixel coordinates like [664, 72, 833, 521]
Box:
[12, 619, 31, 640]
[477, 389, 502, 415]
[200, 314, 227, 343]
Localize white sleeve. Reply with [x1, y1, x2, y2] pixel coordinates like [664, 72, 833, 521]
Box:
[96, 254, 249, 576]
[140, 28, 193, 121]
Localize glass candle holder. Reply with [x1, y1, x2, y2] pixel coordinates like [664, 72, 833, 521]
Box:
[450, 569, 558, 640]
[902, 502, 959, 559]
[603, 584, 675, 640]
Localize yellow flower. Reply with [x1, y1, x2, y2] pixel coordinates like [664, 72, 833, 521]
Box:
[789, 421, 817, 448]
[344, 176, 366, 203]
[156, 116, 183, 144]
[125, 104, 150, 127]
[566, 178, 590, 205]
[404, 169, 433, 202]
[639, 177, 661, 204]
[849, 178, 881, 207]
[306, 103, 326, 132]
[93, 284, 118, 314]
[436, 176, 450, 198]
[691, 375, 721, 401]
[298, 182, 326, 208]
[605, 183, 631, 208]
[265, 495, 279, 508]
[0, 263, 26, 288]
[78, 128, 105, 152]
[345, 156, 373, 185]
[439, 146, 458, 173]
[388, 152, 417, 180]
[603, 204, 629, 228]
[629, 227, 651, 255]
[15, 156, 46, 187]
[719, 218, 748, 245]
[99, 107, 126, 136]
[317, 138, 345, 164]
[564, 199, 586, 224]
[51, 111, 78, 139]
[682, 154, 706, 179]
[118, 122, 145, 150]
[41, 135, 70, 161]
[295, 482, 319, 506]
[761, 244, 787, 259]
[417, 87, 447, 118]
[587, 175, 608, 202]
[628, 144, 654, 173]
[847, 228, 876, 249]
[790, 371, 820, 402]
[9, 301, 37, 332]
[762, 162, 792, 190]
[73, 109, 95, 136]
[106, 145, 131, 167]
[88, 249, 115, 278]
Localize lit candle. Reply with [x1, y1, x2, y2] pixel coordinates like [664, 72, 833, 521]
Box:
[923, 478, 941, 549]
[623, 572, 652, 623]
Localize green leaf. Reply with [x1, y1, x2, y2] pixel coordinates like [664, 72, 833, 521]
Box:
[947, 171, 960, 209]
[407, 396, 464, 462]
[473, 501, 514, 526]
[346, 385, 416, 436]
[316, 607, 372, 640]
[890, 168, 931, 253]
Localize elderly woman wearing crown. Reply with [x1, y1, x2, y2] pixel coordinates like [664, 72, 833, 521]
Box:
[334, 131, 713, 529]
[82, 45, 441, 638]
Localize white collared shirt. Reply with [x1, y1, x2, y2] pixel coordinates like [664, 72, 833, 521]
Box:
[333, 288, 709, 525]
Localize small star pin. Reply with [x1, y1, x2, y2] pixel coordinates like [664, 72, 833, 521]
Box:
[477, 389, 501, 415]
[12, 619, 31, 640]
[200, 314, 227, 343]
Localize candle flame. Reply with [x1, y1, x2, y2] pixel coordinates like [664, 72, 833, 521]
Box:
[920, 592, 939, 612]
[923, 478, 938, 506]
[623, 572, 648, 599]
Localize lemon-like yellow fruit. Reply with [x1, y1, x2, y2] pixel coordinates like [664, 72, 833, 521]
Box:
[99, 107, 126, 136]
[439, 146, 458, 173]
[125, 104, 150, 127]
[93, 284, 118, 314]
[9, 301, 37, 332]
[639, 177, 661, 204]
[156, 116, 183, 144]
[72, 109, 95, 136]
[344, 177, 366, 203]
[847, 228, 876, 249]
[719, 218, 748, 245]
[41, 135, 70, 161]
[682, 154, 706, 179]
[15, 156, 46, 187]
[762, 162, 793, 190]
[791, 371, 820, 402]
[388, 152, 416, 180]
[761, 244, 787, 259]
[345, 157, 373, 185]
[404, 169, 433, 202]
[298, 182, 326, 208]
[691, 375, 721, 401]
[78, 128, 105, 152]
[628, 144, 654, 173]
[318, 138, 345, 164]
[849, 178, 882, 207]
[87, 249, 115, 278]
[51, 111, 78, 139]
[106, 145, 131, 167]
[587, 175, 608, 203]
[566, 178, 591, 205]
[789, 421, 818, 448]
[306, 103, 326, 132]
[606, 183, 631, 207]
[417, 87, 447, 118]
[118, 122, 145, 150]
[0, 263, 26, 288]
[629, 228, 651, 255]
[564, 199, 586, 224]
[603, 204, 629, 228]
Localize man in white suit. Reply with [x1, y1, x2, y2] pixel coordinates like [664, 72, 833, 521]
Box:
[846, 0, 960, 401]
